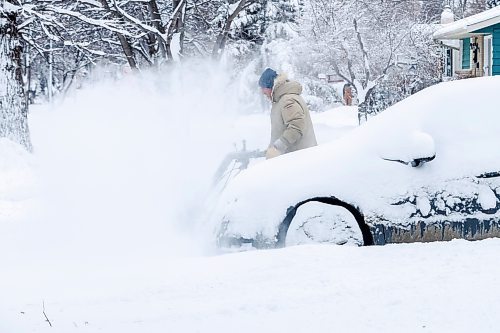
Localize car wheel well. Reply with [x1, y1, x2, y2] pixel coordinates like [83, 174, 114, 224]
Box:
[276, 197, 374, 246]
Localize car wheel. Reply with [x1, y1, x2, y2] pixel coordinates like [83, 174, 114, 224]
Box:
[285, 201, 364, 246]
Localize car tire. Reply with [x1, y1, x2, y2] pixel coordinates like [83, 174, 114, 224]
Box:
[285, 201, 364, 246]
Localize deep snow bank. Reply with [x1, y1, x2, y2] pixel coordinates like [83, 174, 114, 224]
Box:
[3, 239, 500, 333]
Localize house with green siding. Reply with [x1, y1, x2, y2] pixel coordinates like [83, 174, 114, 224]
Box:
[434, 6, 500, 78]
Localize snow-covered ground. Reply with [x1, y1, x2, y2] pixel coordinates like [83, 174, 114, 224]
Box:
[1, 70, 499, 332]
[3, 240, 500, 332]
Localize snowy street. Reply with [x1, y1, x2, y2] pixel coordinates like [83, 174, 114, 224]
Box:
[2, 240, 500, 332]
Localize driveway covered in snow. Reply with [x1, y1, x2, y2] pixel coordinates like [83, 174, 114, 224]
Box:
[2, 240, 499, 332]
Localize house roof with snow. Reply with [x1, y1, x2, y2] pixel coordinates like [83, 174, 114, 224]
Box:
[434, 6, 500, 40]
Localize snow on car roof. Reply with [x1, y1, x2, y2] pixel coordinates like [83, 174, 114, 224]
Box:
[210, 77, 500, 240]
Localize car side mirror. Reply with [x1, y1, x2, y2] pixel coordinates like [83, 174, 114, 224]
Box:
[379, 131, 436, 168]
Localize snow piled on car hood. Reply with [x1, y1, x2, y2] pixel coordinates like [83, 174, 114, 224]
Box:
[210, 77, 500, 240]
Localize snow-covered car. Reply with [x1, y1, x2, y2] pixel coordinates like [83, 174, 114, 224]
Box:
[210, 77, 500, 248]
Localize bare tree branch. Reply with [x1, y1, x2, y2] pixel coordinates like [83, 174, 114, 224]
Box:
[42, 301, 52, 328]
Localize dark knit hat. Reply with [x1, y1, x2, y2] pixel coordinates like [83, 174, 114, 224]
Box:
[258, 68, 278, 89]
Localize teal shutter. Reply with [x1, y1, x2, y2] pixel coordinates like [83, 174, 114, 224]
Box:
[462, 38, 471, 70]
[493, 28, 500, 75]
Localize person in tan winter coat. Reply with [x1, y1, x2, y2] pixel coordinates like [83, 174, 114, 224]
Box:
[258, 68, 317, 159]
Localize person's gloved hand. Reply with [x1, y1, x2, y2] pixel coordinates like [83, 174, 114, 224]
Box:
[266, 146, 282, 159]
[266, 139, 288, 159]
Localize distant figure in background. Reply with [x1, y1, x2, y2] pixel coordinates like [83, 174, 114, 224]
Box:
[343, 83, 353, 106]
[258, 68, 317, 159]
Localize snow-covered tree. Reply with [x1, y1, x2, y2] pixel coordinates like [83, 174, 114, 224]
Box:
[419, 0, 487, 22]
[1, 0, 198, 150]
[420, 0, 444, 22]
[297, 0, 427, 120]
[446, 0, 486, 18]
[211, 0, 261, 58]
[1, 0, 139, 150]
[0, 1, 31, 150]
[196, 0, 303, 60]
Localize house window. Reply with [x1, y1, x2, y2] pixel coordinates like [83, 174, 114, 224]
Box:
[445, 48, 453, 76]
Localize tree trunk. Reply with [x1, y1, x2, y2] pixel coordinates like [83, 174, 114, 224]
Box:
[173, 0, 186, 55]
[165, 0, 186, 61]
[117, 34, 138, 70]
[0, 5, 32, 151]
[99, 0, 138, 70]
[147, 0, 166, 61]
